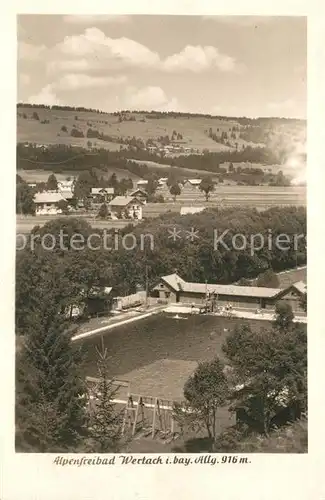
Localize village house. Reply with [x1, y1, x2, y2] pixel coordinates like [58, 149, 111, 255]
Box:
[66, 286, 113, 319]
[150, 273, 307, 313]
[158, 177, 168, 187]
[130, 189, 148, 204]
[34, 191, 69, 215]
[108, 195, 143, 220]
[89, 187, 115, 204]
[278, 281, 307, 312]
[58, 179, 75, 191]
[183, 179, 202, 189]
[136, 179, 149, 189]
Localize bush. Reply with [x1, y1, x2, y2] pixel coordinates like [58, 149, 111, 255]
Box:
[71, 128, 84, 138]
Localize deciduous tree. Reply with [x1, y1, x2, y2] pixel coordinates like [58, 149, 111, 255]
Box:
[173, 358, 229, 449]
[169, 183, 181, 201]
[199, 176, 215, 201]
[223, 323, 307, 436]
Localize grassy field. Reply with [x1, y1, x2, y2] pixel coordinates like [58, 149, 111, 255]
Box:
[17, 167, 141, 183]
[17, 107, 239, 152]
[16, 215, 140, 234]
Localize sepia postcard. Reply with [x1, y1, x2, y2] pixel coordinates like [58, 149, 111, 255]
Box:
[1, 1, 325, 499]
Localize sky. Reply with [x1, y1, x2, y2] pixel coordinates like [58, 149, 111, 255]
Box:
[17, 15, 307, 118]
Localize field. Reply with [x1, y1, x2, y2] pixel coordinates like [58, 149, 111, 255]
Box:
[144, 185, 306, 218]
[17, 167, 141, 183]
[17, 107, 238, 152]
[127, 158, 219, 177]
[16, 215, 139, 234]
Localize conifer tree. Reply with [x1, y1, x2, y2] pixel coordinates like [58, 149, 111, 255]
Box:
[16, 298, 87, 452]
[87, 339, 123, 452]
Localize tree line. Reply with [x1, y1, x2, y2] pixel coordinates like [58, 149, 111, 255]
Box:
[16, 206, 306, 334]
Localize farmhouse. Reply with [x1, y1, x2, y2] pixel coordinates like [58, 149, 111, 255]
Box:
[151, 273, 306, 312]
[108, 196, 143, 220]
[278, 281, 307, 312]
[89, 187, 115, 204]
[183, 179, 202, 189]
[66, 286, 113, 319]
[130, 189, 148, 204]
[158, 177, 168, 186]
[136, 179, 149, 189]
[34, 191, 68, 215]
[59, 188, 76, 203]
[58, 179, 75, 191]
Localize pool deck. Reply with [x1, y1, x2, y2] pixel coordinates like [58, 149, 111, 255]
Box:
[71, 305, 166, 341]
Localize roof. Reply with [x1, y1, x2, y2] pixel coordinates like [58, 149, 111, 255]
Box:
[158, 273, 282, 299]
[60, 189, 74, 200]
[91, 187, 114, 195]
[291, 281, 307, 295]
[58, 180, 74, 187]
[136, 180, 148, 185]
[130, 189, 148, 196]
[34, 192, 66, 204]
[109, 196, 139, 207]
[184, 179, 202, 185]
[155, 273, 187, 291]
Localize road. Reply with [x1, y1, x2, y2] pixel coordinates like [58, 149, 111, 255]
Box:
[16, 215, 140, 234]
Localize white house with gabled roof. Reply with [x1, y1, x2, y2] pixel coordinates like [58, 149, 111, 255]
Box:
[34, 191, 68, 215]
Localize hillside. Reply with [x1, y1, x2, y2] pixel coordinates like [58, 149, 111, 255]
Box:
[17, 105, 306, 159]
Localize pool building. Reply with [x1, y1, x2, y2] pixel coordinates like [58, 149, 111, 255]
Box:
[151, 273, 306, 313]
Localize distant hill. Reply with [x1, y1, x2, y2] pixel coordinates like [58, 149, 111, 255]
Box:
[17, 104, 306, 158]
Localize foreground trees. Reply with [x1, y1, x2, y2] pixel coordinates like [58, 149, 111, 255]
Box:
[16, 294, 123, 452]
[16, 300, 87, 452]
[175, 308, 307, 450]
[173, 358, 229, 450]
[16, 177, 35, 215]
[223, 321, 307, 436]
[86, 343, 123, 452]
